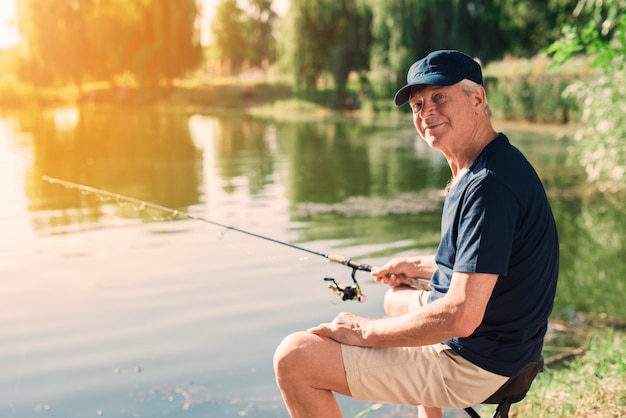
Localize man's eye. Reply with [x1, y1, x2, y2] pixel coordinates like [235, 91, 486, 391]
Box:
[433, 94, 447, 103]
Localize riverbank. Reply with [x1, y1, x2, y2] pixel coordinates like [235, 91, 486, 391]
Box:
[497, 327, 625, 418]
[0, 80, 293, 110]
[0, 54, 590, 125]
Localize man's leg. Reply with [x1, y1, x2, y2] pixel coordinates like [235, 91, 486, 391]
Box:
[386, 286, 443, 418]
[384, 284, 418, 316]
[418, 405, 443, 418]
[273, 331, 350, 418]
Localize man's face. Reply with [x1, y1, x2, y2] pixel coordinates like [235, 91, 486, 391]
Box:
[408, 84, 477, 151]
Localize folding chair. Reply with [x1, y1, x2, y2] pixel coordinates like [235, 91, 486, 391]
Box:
[463, 357, 544, 418]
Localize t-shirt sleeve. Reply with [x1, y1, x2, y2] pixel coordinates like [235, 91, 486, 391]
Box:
[454, 177, 520, 275]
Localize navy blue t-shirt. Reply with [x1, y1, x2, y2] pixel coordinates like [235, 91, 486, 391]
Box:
[428, 133, 559, 377]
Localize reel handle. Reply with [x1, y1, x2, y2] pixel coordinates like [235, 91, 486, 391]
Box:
[328, 254, 432, 291]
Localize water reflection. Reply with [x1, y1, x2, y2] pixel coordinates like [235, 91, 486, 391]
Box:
[553, 196, 625, 320]
[25, 107, 202, 217]
[210, 113, 277, 195]
[8, 108, 625, 322]
[275, 120, 451, 203]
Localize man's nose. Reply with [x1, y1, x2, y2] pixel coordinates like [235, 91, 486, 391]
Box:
[419, 101, 438, 118]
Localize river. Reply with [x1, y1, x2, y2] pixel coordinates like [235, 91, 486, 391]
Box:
[0, 107, 623, 417]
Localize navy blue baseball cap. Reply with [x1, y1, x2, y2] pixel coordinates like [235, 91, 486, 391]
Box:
[393, 50, 483, 106]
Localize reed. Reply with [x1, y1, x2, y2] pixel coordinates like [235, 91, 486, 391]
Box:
[483, 55, 591, 124]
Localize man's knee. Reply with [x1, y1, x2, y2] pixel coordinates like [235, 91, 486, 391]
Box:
[384, 285, 420, 316]
[273, 331, 313, 382]
[274, 331, 347, 393]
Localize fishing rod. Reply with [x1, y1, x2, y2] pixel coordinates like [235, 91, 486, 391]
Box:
[42, 176, 431, 302]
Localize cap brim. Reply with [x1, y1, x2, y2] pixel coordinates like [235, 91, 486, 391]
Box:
[393, 85, 413, 106]
[393, 74, 464, 106]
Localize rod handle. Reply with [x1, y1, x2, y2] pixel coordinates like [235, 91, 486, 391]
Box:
[396, 276, 432, 291]
[328, 254, 373, 271]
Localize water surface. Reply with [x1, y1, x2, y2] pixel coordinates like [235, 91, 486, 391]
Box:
[1, 108, 622, 417]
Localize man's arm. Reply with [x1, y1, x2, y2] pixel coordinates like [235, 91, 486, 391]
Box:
[308, 271, 498, 347]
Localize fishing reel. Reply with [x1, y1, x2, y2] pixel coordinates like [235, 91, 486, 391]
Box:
[324, 268, 366, 302]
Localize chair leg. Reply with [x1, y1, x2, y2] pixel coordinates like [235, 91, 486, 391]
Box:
[463, 406, 482, 418]
[492, 401, 510, 418]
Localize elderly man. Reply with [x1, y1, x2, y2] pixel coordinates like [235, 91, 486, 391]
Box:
[273, 50, 559, 418]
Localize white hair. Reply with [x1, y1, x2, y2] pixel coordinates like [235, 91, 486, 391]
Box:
[457, 79, 492, 117]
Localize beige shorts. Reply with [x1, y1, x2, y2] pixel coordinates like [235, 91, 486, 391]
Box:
[341, 290, 508, 408]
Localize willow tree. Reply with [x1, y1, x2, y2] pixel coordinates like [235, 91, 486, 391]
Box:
[246, 0, 278, 68]
[131, 0, 202, 85]
[364, 0, 585, 102]
[16, 0, 202, 88]
[326, 0, 373, 107]
[368, 0, 422, 100]
[211, 0, 247, 73]
[279, 0, 338, 92]
[278, 0, 371, 104]
[16, 0, 96, 88]
[367, 0, 502, 100]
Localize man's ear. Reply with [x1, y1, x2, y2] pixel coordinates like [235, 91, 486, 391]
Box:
[473, 87, 487, 114]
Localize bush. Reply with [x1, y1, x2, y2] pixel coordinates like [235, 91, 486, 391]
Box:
[544, 5, 626, 193]
[564, 54, 626, 193]
[483, 55, 585, 124]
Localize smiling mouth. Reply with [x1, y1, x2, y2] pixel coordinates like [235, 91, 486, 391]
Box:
[424, 122, 443, 131]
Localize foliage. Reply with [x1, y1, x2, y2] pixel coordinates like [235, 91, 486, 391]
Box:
[15, 0, 202, 88]
[482, 56, 582, 123]
[211, 0, 247, 71]
[246, 0, 278, 67]
[279, 0, 587, 106]
[280, 0, 339, 92]
[132, 0, 203, 85]
[8, 0, 624, 118]
[544, 0, 626, 67]
[16, 0, 94, 88]
[211, 0, 278, 73]
[326, 0, 373, 107]
[545, 0, 626, 192]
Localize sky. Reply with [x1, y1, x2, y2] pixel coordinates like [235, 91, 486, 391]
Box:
[0, 0, 18, 50]
[0, 0, 289, 50]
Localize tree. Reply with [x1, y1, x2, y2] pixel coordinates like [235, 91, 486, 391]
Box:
[245, 0, 278, 67]
[131, 0, 203, 85]
[368, 0, 433, 100]
[16, 0, 202, 88]
[211, 0, 247, 72]
[545, 0, 626, 193]
[279, 0, 372, 102]
[367, 0, 570, 100]
[85, 1, 145, 83]
[16, 0, 96, 89]
[239, 0, 592, 99]
[469, 0, 579, 59]
[280, 0, 338, 92]
[327, 0, 373, 107]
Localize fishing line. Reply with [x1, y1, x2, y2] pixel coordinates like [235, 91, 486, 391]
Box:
[42, 176, 431, 302]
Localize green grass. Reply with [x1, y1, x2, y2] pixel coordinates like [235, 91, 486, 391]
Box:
[475, 327, 626, 418]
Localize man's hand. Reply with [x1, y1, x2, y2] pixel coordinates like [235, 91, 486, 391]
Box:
[371, 255, 437, 286]
[307, 312, 369, 347]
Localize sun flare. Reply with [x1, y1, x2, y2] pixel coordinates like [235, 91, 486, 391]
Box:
[0, 0, 19, 50]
